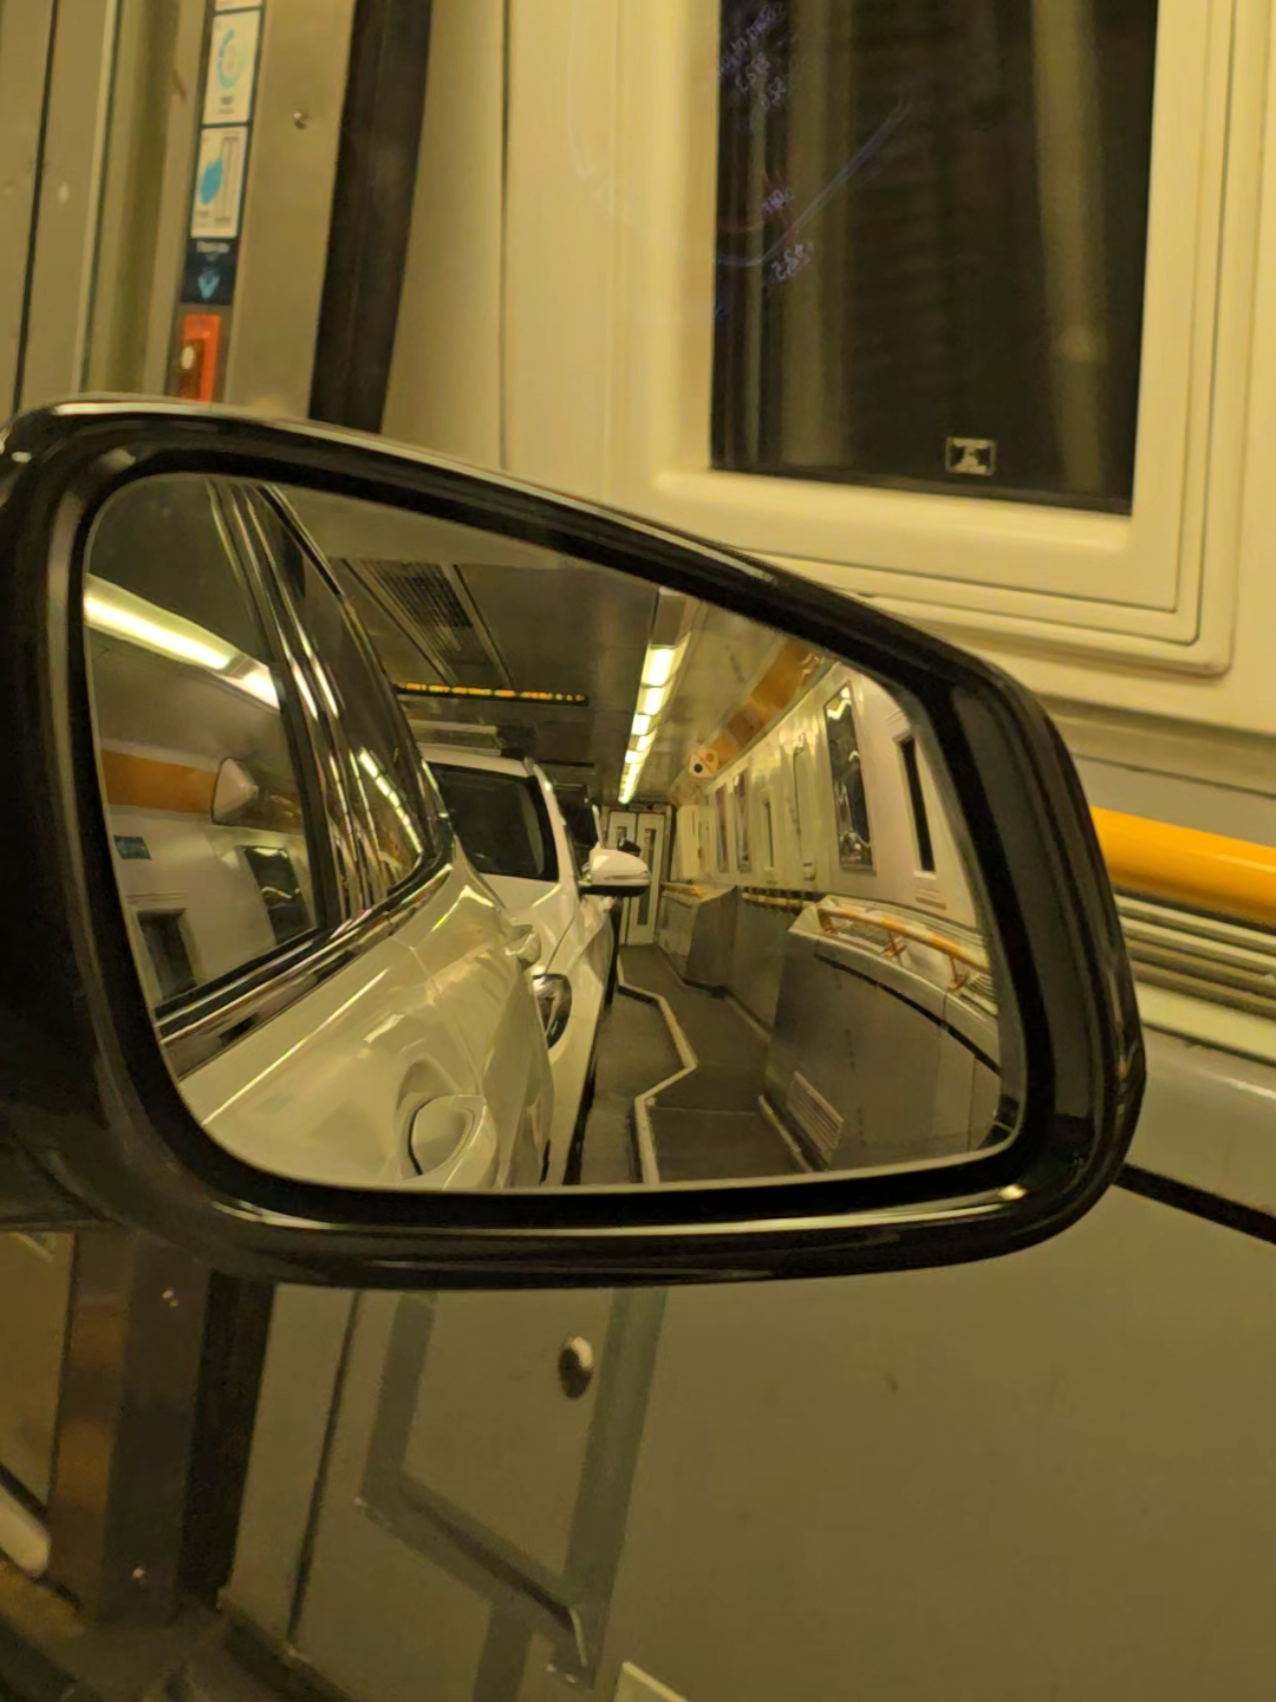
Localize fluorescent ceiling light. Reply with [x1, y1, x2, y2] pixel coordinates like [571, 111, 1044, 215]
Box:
[635, 732, 654, 752]
[85, 579, 235, 672]
[642, 646, 675, 688]
[85, 575, 281, 710]
[639, 685, 665, 717]
[631, 713, 652, 738]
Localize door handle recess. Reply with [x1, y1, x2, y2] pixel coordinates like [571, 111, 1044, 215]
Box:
[507, 924, 543, 971]
[406, 1094, 498, 1188]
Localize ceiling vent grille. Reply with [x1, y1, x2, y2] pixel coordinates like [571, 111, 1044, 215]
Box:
[341, 559, 504, 680]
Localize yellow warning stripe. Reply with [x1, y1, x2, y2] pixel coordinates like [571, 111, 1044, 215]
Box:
[100, 749, 216, 814]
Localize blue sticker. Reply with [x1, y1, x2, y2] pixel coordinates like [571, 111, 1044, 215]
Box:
[114, 835, 151, 861]
[198, 154, 225, 206]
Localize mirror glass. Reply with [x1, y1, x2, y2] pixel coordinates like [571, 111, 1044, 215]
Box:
[82, 474, 1022, 1192]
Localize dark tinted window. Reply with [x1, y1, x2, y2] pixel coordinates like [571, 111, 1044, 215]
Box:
[139, 912, 197, 1003]
[241, 846, 314, 944]
[713, 0, 1158, 509]
[429, 764, 558, 882]
[899, 735, 935, 873]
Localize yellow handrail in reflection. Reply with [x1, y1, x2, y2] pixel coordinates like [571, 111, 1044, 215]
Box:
[1091, 809, 1276, 928]
[817, 904, 989, 990]
[743, 893, 806, 912]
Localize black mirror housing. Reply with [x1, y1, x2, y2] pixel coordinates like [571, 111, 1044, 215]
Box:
[0, 401, 1144, 1287]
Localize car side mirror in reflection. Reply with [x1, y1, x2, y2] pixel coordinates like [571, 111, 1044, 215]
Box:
[0, 402, 1144, 1289]
[582, 846, 651, 898]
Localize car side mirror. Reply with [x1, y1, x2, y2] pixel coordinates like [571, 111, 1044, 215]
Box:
[582, 846, 651, 897]
[0, 401, 1144, 1290]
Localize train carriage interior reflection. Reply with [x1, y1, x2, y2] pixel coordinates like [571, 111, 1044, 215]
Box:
[8, 0, 1276, 1699]
[80, 477, 1014, 1192]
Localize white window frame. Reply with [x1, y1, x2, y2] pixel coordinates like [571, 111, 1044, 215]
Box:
[591, 0, 1267, 670]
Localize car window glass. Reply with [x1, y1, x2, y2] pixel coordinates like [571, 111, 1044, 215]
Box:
[84, 475, 321, 1014]
[248, 492, 433, 896]
[429, 764, 558, 882]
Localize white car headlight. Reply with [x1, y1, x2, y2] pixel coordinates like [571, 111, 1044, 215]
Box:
[532, 972, 572, 1049]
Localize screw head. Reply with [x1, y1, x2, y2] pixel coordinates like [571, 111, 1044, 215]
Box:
[557, 1336, 596, 1399]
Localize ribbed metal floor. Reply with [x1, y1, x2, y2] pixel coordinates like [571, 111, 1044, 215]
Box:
[621, 947, 801, 1183]
[578, 987, 680, 1184]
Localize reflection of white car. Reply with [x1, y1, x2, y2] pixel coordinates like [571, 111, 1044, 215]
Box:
[419, 744, 649, 1180]
[89, 476, 554, 1194]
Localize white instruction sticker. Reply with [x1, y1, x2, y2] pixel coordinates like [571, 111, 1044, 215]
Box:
[204, 9, 260, 126]
[190, 125, 248, 239]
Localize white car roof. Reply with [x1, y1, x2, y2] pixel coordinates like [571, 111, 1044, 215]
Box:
[416, 743, 534, 779]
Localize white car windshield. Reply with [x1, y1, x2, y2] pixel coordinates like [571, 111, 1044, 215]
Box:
[429, 763, 559, 883]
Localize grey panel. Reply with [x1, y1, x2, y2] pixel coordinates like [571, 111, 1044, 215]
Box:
[18, 0, 118, 408]
[290, 1286, 665, 1696]
[593, 1178, 1276, 1702]
[82, 0, 202, 396]
[400, 1290, 615, 1578]
[223, 1286, 358, 1642]
[727, 900, 793, 1029]
[655, 888, 736, 988]
[764, 930, 977, 1166]
[0, 1233, 73, 1503]
[0, 0, 56, 413]
[1126, 1025, 1276, 1216]
[224, 0, 356, 413]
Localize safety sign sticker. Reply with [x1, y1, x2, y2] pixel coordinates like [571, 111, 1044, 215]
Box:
[204, 8, 260, 126]
[182, 237, 238, 307]
[190, 125, 248, 239]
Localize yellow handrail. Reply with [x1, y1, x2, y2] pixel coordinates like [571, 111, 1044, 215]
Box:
[743, 893, 807, 912]
[816, 903, 989, 990]
[1091, 809, 1276, 929]
[664, 814, 1276, 936]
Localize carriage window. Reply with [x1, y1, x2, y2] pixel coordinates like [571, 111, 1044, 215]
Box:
[732, 772, 752, 870]
[714, 786, 730, 871]
[824, 687, 873, 871]
[792, 741, 817, 876]
[712, 0, 1159, 510]
[241, 846, 314, 945]
[899, 734, 935, 873]
[762, 789, 776, 870]
[85, 476, 321, 1016]
[138, 911, 197, 1004]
